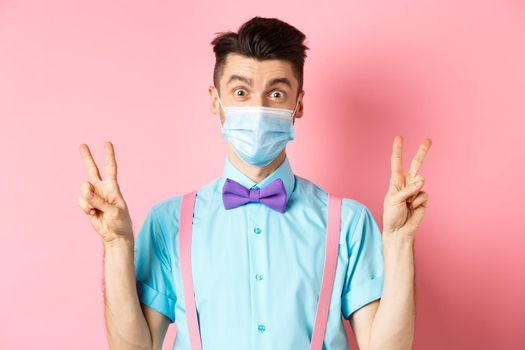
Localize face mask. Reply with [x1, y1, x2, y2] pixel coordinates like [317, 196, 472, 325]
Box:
[215, 89, 300, 167]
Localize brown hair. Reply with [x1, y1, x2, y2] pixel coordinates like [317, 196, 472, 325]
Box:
[210, 16, 310, 98]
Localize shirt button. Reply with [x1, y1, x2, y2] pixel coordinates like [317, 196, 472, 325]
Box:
[253, 227, 262, 234]
[258, 324, 266, 332]
[255, 274, 264, 280]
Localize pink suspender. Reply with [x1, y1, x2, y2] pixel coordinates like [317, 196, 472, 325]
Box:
[179, 191, 342, 350]
[309, 193, 342, 349]
[179, 190, 202, 350]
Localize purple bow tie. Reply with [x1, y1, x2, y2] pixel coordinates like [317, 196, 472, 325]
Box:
[222, 177, 287, 213]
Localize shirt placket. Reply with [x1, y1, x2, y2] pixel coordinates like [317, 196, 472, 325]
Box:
[247, 197, 271, 350]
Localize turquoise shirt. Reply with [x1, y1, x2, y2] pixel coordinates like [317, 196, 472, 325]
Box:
[134, 154, 384, 349]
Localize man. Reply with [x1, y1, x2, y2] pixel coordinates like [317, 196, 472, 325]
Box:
[78, 16, 431, 350]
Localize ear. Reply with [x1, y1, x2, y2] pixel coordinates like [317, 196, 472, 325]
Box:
[293, 90, 305, 121]
[208, 85, 221, 116]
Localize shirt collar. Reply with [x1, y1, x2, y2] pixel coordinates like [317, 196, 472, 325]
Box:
[218, 154, 296, 205]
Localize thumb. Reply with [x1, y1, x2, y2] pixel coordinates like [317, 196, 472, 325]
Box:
[84, 187, 112, 213]
[394, 178, 424, 203]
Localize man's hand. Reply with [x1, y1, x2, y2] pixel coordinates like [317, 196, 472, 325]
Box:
[382, 135, 432, 239]
[77, 141, 134, 244]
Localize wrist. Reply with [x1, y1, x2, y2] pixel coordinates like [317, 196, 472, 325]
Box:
[103, 236, 135, 250]
[382, 230, 415, 246]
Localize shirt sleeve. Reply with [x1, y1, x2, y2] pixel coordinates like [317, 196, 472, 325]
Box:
[341, 204, 385, 319]
[134, 206, 177, 323]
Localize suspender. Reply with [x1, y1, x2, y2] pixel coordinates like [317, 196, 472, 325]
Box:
[179, 190, 202, 350]
[179, 191, 342, 349]
[310, 193, 342, 349]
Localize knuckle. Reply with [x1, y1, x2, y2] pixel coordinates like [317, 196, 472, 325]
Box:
[77, 201, 89, 214]
[84, 190, 93, 200]
[81, 181, 93, 194]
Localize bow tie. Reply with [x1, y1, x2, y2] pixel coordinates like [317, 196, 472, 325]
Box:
[222, 177, 287, 213]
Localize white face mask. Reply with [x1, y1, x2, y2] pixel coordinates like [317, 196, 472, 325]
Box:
[215, 88, 300, 167]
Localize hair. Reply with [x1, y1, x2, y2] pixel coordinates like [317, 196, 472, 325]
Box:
[210, 16, 310, 98]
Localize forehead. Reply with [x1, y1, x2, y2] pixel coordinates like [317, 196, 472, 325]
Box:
[220, 53, 297, 89]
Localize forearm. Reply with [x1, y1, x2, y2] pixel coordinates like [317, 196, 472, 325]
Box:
[368, 233, 416, 350]
[103, 238, 152, 350]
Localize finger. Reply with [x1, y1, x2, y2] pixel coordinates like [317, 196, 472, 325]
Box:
[80, 180, 95, 195]
[79, 144, 103, 182]
[393, 177, 425, 203]
[80, 181, 96, 205]
[390, 135, 404, 185]
[78, 196, 96, 216]
[407, 174, 424, 203]
[408, 191, 429, 209]
[84, 189, 112, 213]
[105, 141, 118, 181]
[81, 182, 113, 213]
[408, 138, 432, 177]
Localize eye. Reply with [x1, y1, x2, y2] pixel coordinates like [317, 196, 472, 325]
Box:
[270, 90, 285, 99]
[233, 88, 247, 97]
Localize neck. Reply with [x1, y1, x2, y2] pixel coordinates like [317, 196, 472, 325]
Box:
[227, 145, 286, 184]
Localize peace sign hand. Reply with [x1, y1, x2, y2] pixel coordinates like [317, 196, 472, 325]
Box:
[382, 136, 432, 240]
[77, 142, 134, 244]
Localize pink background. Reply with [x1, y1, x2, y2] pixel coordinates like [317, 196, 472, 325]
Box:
[1, 0, 524, 349]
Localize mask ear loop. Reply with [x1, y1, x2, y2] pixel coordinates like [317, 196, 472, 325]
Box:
[215, 88, 227, 130]
[214, 88, 226, 114]
[291, 96, 301, 118]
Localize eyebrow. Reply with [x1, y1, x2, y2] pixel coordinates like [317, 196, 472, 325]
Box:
[226, 74, 292, 89]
